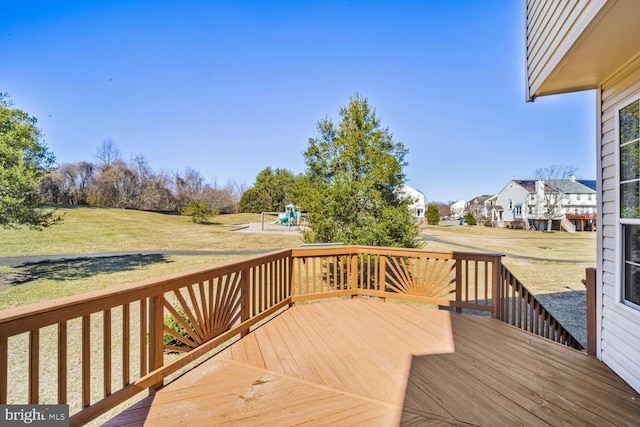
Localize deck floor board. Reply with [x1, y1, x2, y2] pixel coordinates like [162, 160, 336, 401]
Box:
[105, 299, 640, 426]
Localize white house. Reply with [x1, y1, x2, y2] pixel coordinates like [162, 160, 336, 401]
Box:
[492, 180, 533, 228]
[450, 200, 467, 219]
[401, 185, 426, 221]
[492, 177, 596, 231]
[525, 0, 640, 392]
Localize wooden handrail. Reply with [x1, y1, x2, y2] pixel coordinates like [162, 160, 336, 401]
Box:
[496, 264, 584, 351]
[0, 245, 584, 425]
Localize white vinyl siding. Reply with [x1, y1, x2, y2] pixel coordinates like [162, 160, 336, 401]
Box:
[599, 53, 640, 392]
[525, 0, 606, 99]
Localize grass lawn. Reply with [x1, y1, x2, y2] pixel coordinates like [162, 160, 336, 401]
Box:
[421, 222, 596, 347]
[0, 206, 302, 309]
[0, 208, 595, 311]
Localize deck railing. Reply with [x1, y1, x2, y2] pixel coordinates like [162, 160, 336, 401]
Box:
[0, 246, 583, 425]
[496, 264, 584, 350]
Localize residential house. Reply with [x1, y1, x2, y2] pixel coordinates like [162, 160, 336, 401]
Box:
[550, 176, 597, 232]
[492, 177, 596, 231]
[492, 180, 533, 228]
[449, 199, 467, 219]
[467, 195, 493, 222]
[525, 0, 640, 392]
[401, 185, 426, 222]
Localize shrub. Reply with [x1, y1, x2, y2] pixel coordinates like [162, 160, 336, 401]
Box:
[163, 308, 194, 350]
[180, 199, 219, 224]
[464, 212, 476, 225]
[426, 204, 440, 225]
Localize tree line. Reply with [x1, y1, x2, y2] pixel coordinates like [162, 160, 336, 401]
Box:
[3, 92, 422, 248]
[40, 139, 245, 214]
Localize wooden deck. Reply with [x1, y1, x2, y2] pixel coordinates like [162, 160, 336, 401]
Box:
[105, 299, 640, 426]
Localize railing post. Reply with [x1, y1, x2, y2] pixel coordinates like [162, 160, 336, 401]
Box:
[584, 267, 597, 356]
[0, 336, 6, 404]
[241, 268, 251, 337]
[455, 260, 462, 313]
[350, 253, 359, 299]
[148, 295, 164, 393]
[491, 255, 502, 320]
[288, 256, 295, 306]
[378, 255, 386, 301]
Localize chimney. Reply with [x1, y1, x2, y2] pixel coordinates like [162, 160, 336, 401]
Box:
[570, 174, 576, 182]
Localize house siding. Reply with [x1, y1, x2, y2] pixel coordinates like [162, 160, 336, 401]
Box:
[599, 53, 640, 392]
[525, 0, 606, 100]
[494, 181, 529, 224]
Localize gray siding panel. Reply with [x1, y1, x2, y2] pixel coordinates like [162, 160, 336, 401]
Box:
[599, 54, 640, 393]
[526, 0, 606, 98]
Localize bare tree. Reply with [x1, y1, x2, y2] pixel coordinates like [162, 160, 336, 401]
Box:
[534, 164, 577, 232]
[174, 167, 205, 207]
[95, 138, 122, 166]
[91, 160, 139, 208]
[41, 162, 95, 205]
[131, 155, 176, 211]
[223, 179, 247, 206]
[202, 186, 237, 214]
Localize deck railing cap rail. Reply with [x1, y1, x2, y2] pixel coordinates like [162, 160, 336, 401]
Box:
[0, 248, 293, 334]
[291, 245, 503, 260]
[0, 246, 504, 335]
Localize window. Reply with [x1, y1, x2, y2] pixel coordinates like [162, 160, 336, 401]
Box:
[588, 194, 593, 201]
[515, 205, 522, 217]
[509, 199, 513, 210]
[577, 194, 581, 201]
[529, 193, 535, 202]
[619, 99, 640, 308]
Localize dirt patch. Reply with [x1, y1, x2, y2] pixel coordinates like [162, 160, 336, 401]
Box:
[0, 273, 38, 288]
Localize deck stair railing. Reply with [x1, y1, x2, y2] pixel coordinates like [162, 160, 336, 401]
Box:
[496, 264, 584, 350]
[0, 246, 583, 426]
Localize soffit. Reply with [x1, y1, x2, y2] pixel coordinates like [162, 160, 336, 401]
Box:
[533, 0, 640, 98]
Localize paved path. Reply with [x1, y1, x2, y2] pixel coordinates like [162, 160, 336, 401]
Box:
[0, 250, 273, 267]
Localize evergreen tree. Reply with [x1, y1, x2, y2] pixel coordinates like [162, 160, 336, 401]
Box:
[238, 167, 297, 213]
[0, 94, 61, 229]
[293, 94, 419, 247]
[464, 211, 477, 225]
[426, 203, 440, 225]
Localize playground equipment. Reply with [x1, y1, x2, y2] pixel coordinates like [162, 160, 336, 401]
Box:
[278, 204, 301, 226]
[261, 204, 304, 230]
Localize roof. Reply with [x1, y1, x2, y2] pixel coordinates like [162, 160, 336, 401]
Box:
[548, 180, 596, 194]
[513, 180, 536, 192]
[526, 0, 640, 100]
[469, 195, 493, 204]
[508, 179, 595, 195]
[579, 180, 597, 191]
[400, 185, 425, 206]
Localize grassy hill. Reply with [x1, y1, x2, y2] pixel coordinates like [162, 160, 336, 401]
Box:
[0, 205, 300, 256]
[0, 206, 302, 309]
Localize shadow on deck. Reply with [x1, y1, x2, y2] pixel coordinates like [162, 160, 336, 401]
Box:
[105, 299, 640, 426]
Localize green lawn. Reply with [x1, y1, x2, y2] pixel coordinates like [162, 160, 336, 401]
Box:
[0, 206, 302, 309]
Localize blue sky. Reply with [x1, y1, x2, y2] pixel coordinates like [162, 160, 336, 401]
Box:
[1, 1, 595, 203]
